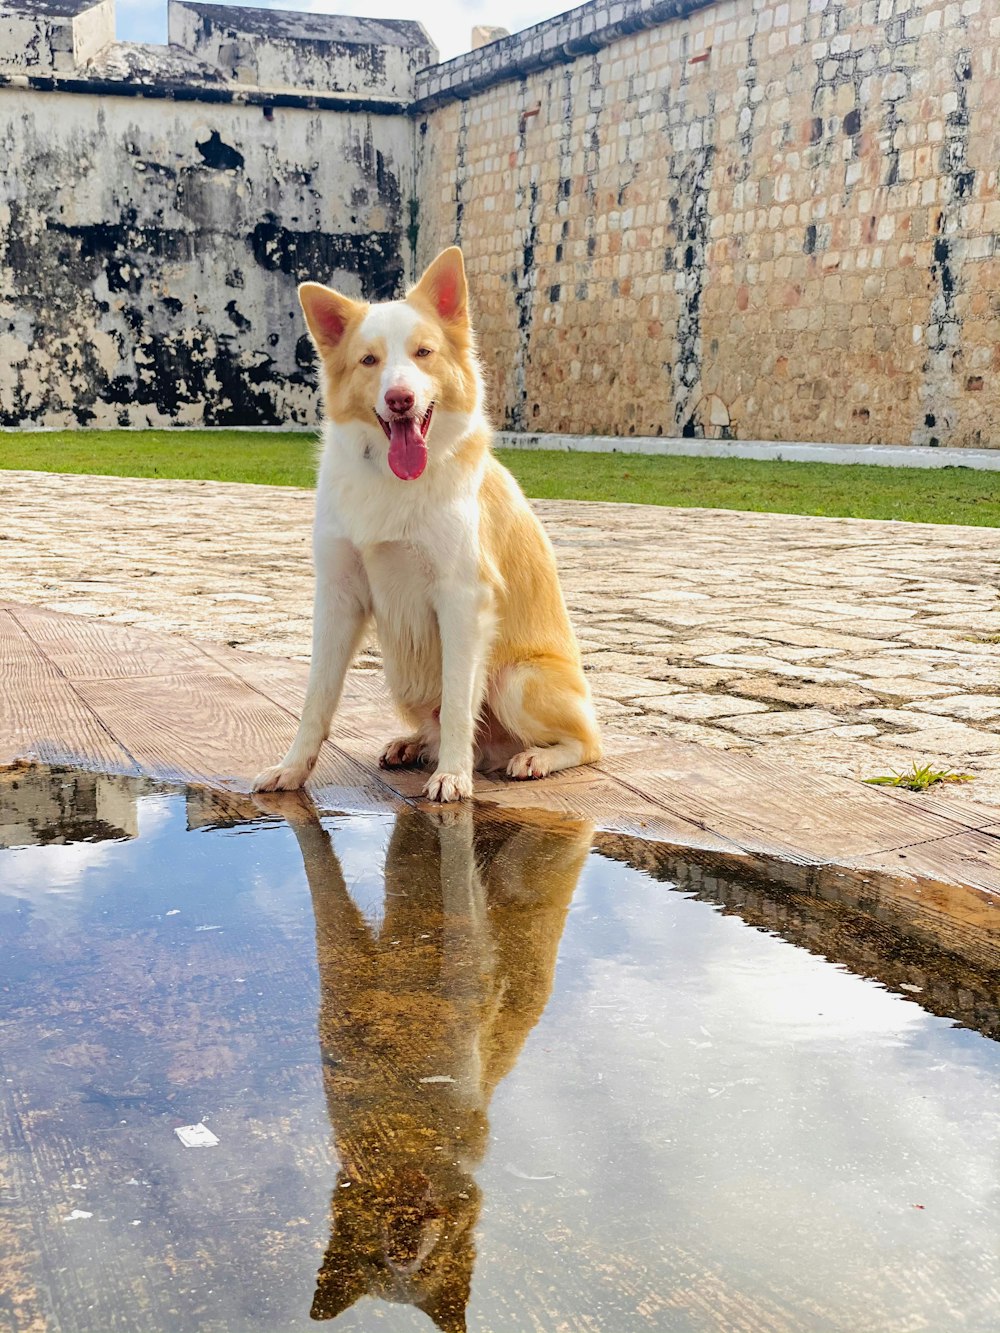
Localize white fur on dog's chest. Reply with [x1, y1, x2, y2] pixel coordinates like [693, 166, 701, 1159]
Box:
[364, 540, 438, 623]
[363, 542, 443, 710]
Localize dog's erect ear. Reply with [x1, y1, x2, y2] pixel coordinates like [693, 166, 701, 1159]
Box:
[310, 1271, 365, 1322]
[409, 247, 468, 325]
[298, 283, 363, 355]
[310, 1201, 369, 1321]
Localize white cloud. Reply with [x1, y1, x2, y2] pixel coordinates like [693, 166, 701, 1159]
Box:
[0, 839, 122, 901]
[0, 793, 174, 926]
[482, 852, 1000, 1329]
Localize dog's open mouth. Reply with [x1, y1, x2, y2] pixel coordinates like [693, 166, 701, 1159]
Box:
[375, 403, 434, 481]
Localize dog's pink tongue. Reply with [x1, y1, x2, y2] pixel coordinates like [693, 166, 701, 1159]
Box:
[387, 417, 428, 480]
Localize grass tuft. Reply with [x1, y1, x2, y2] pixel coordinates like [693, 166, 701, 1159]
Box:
[864, 763, 975, 792]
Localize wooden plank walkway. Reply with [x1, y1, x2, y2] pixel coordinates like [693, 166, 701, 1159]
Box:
[2, 600, 1000, 905]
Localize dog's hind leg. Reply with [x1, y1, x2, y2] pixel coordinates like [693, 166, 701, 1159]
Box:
[379, 709, 441, 770]
[379, 735, 427, 768]
[490, 658, 602, 781]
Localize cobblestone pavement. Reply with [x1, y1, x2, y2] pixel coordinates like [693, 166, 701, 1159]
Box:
[3, 470, 999, 810]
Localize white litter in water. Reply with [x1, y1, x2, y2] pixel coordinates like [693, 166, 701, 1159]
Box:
[195, 925, 222, 932]
[503, 1165, 556, 1181]
[175, 1123, 220, 1148]
[165, 910, 180, 916]
[419, 1075, 455, 1084]
[63, 1210, 93, 1221]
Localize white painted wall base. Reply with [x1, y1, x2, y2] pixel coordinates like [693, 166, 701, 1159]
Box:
[493, 432, 1000, 471]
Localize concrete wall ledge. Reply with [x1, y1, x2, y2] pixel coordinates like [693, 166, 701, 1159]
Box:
[0, 71, 410, 112]
[494, 432, 1000, 471]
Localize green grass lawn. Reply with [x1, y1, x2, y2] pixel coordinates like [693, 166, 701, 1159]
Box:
[2, 429, 998, 526]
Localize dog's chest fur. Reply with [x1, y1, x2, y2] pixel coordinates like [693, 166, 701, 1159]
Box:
[364, 542, 443, 706]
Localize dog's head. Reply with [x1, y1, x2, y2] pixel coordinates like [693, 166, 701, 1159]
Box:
[299, 247, 482, 481]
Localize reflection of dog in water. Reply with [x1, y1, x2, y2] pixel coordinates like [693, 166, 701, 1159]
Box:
[268, 795, 591, 1331]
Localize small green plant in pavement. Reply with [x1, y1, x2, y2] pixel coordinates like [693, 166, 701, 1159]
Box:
[864, 763, 975, 792]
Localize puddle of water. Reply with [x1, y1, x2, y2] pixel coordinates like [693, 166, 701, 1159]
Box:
[1, 765, 998, 1333]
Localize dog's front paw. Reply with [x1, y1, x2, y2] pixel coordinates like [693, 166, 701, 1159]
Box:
[252, 756, 316, 793]
[422, 770, 473, 803]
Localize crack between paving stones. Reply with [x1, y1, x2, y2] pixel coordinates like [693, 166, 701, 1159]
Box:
[7, 607, 144, 775]
[862, 822, 1000, 860]
[190, 640, 412, 805]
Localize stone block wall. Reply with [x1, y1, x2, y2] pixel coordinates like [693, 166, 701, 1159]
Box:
[4, 0, 1000, 444]
[415, 0, 1000, 447]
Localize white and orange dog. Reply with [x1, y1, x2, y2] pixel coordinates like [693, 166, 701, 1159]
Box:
[253, 246, 601, 803]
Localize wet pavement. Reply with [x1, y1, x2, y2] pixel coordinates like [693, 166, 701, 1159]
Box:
[1, 766, 998, 1333]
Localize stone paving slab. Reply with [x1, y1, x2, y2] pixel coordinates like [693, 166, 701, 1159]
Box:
[2, 468, 998, 812]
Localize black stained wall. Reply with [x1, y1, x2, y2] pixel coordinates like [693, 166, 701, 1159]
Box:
[0, 90, 412, 427]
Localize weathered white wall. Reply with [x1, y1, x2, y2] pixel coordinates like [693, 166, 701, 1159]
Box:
[168, 0, 434, 97]
[0, 0, 114, 72]
[0, 88, 414, 426]
[70, 0, 114, 65]
[1, 10, 68, 71]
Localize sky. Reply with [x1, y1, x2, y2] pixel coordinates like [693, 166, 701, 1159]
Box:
[116, 0, 570, 61]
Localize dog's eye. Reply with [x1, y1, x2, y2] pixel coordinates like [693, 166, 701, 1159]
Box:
[415, 347, 433, 358]
[360, 353, 378, 366]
